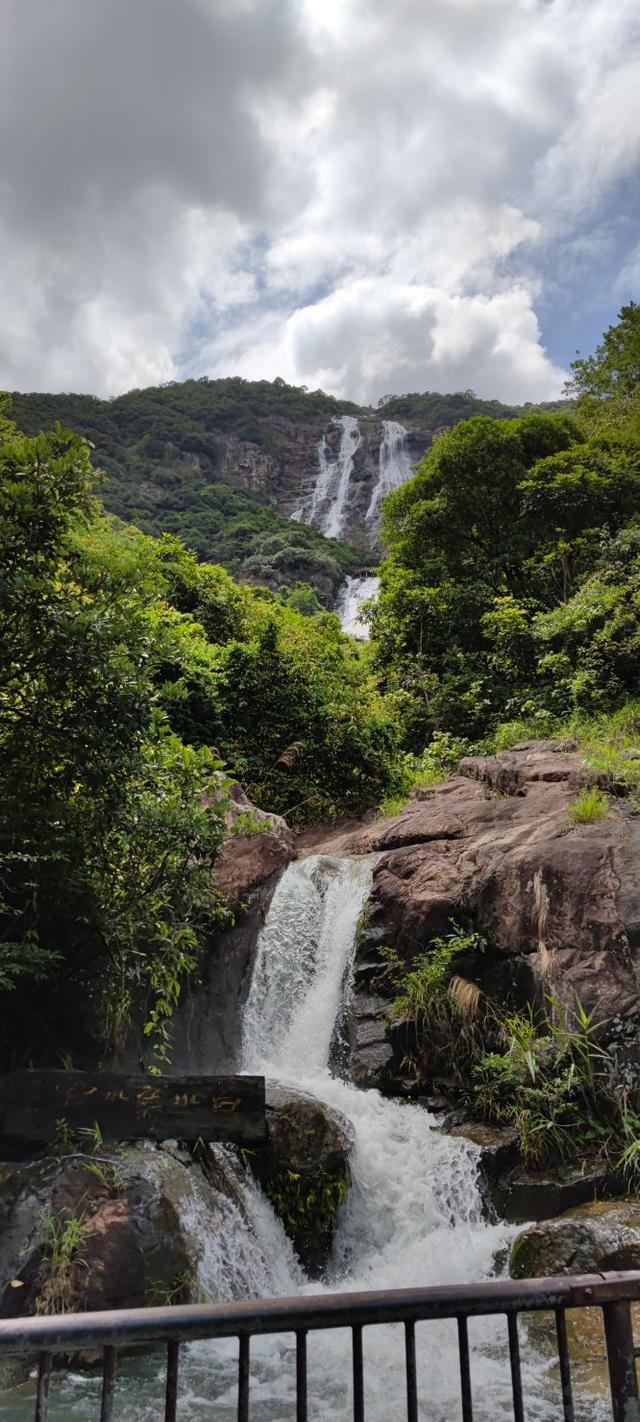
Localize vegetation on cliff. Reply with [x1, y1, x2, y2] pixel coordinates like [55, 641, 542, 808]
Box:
[0, 398, 403, 1061]
[10, 378, 567, 604]
[10, 378, 366, 603]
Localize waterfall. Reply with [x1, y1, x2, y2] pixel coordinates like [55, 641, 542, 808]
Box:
[336, 573, 380, 639]
[29, 856, 595, 1422]
[323, 416, 361, 539]
[176, 1148, 303, 1304]
[292, 415, 361, 538]
[366, 419, 413, 531]
[234, 854, 568, 1422]
[242, 856, 374, 1076]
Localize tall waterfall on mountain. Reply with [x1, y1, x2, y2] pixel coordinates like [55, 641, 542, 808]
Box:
[367, 419, 413, 530]
[292, 414, 362, 539]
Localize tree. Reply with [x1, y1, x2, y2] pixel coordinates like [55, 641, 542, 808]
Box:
[567, 303, 640, 437]
[0, 407, 229, 1062]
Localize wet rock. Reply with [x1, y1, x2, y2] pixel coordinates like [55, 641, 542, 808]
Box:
[510, 1199, 640, 1278]
[0, 1144, 234, 1320]
[251, 1084, 353, 1274]
[497, 1161, 617, 1224]
[349, 992, 395, 1089]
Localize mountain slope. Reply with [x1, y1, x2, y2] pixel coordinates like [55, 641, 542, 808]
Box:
[10, 378, 573, 595]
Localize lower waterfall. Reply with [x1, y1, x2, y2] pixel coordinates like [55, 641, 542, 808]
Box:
[337, 574, 380, 639]
[6, 857, 607, 1421]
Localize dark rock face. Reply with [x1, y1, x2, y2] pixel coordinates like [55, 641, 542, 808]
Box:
[250, 1084, 353, 1274]
[302, 742, 640, 1080]
[510, 1199, 640, 1278]
[0, 1145, 218, 1319]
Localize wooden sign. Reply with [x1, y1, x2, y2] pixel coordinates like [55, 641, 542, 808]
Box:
[0, 1071, 266, 1147]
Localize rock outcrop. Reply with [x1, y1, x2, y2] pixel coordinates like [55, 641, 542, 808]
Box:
[0, 1145, 220, 1319]
[250, 1083, 353, 1274]
[447, 1119, 617, 1223]
[214, 782, 296, 910]
[115, 786, 295, 1075]
[298, 739, 640, 1087]
[510, 1200, 640, 1278]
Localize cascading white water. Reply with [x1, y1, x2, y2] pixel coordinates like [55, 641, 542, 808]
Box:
[235, 854, 597, 1422]
[366, 419, 413, 531]
[11, 857, 606, 1422]
[336, 573, 380, 639]
[323, 416, 361, 539]
[178, 1148, 303, 1303]
[292, 415, 361, 538]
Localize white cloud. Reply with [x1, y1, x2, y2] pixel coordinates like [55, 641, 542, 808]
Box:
[0, 0, 638, 400]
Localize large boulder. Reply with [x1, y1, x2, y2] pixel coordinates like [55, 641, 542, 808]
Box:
[0, 1143, 243, 1320]
[214, 783, 295, 910]
[509, 1200, 640, 1395]
[250, 1084, 353, 1274]
[300, 741, 640, 1081]
[510, 1199, 640, 1278]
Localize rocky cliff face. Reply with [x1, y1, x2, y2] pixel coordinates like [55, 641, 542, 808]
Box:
[298, 740, 640, 1090]
[220, 413, 434, 554]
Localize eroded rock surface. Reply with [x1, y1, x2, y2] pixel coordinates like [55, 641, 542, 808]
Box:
[299, 740, 640, 1087]
[214, 783, 295, 910]
[0, 1144, 224, 1319]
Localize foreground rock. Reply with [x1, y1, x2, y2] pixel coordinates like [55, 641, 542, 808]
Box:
[0, 1144, 223, 1319]
[510, 1199, 640, 1277]
[251, 1084, 353, 1274]
[299, 740, 640, 1088]
[509, 1201, 640, 1396]
[445, 1119, 617, 1223]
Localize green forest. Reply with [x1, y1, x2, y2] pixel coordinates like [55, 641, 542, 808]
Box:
[2, 304, 639, 1074]
[10, 379, 563, 605]
[11, 378, 366, 602]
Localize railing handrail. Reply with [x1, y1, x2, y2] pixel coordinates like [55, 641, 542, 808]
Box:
[1, 1270, 640, 1353]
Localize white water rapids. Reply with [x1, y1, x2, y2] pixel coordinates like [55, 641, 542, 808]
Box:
[2, 857, 610, 1420]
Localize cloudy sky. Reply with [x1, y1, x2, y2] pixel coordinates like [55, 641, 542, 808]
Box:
[2, 0, 639, 404]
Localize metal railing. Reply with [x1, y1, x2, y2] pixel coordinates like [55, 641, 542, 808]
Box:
[0, 1271, 639, 1421]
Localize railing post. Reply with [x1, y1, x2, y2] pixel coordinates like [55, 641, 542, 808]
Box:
[602, 1300, 640, 1422]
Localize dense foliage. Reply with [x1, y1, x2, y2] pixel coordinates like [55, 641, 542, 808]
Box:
[0, 402, 404, 1061]
[377, 389, 571, 426]
[389, 935, 640, 1180]
[11, 378, 365, 603]
[566, 300, 640, 439]
[11, 377, 567, 605]
[373, 311, 640, 744]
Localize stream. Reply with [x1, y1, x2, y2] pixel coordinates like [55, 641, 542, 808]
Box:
[1, 856, 610, 1420]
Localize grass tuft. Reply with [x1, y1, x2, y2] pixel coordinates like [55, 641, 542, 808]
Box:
[568, 786, 609, 824]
